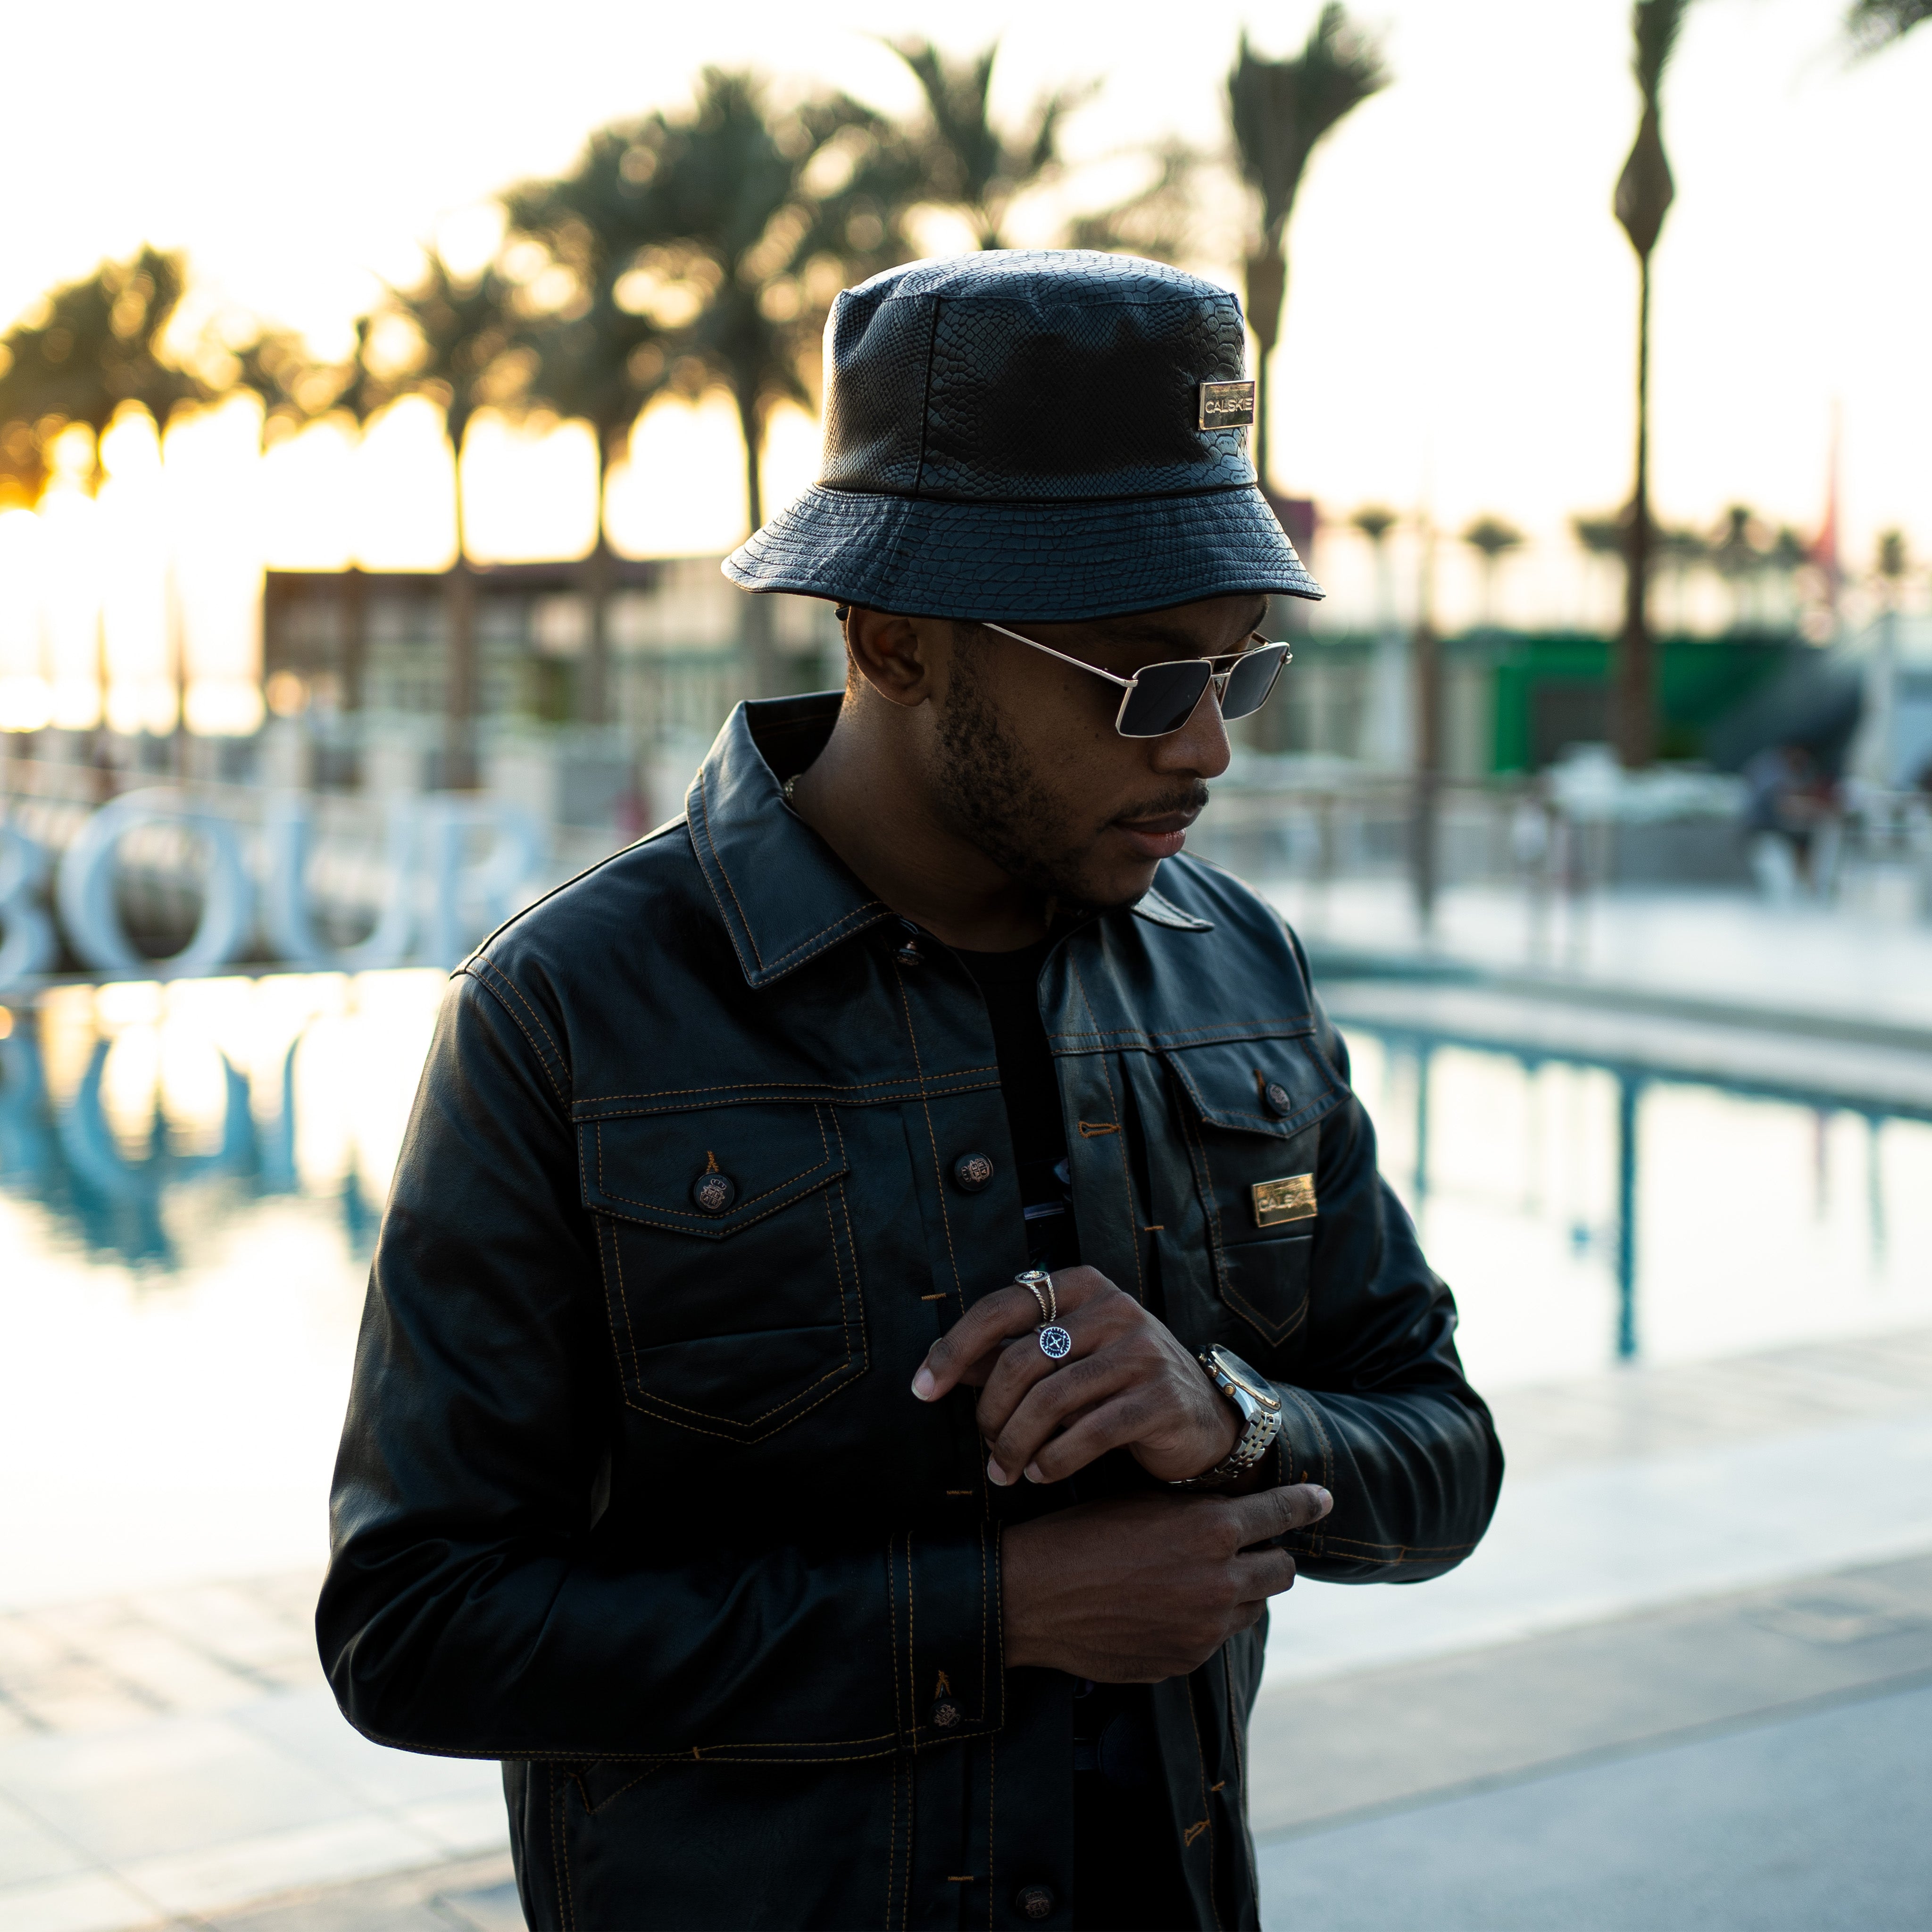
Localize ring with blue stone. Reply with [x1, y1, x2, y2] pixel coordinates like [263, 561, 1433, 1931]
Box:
[1037, 1324, 1073, 1361]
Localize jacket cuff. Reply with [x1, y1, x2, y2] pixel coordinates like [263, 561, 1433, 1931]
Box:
[893, 1522, 1003, 1747]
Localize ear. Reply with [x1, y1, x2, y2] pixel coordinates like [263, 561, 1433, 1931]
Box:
[845, 607, 942, 710]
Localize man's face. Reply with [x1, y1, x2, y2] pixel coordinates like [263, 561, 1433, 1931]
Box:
[922, 593, 1271, 912]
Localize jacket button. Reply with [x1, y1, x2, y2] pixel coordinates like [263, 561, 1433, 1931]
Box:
[1016, 1885, 1055, 1921]
[932, 1698, 962, 1728]
[951, 1152, 994, 1193]
[691, 1169, 736, 1215]
[1263, 1081, 1292, 1117]
[894, 918, 923, 966]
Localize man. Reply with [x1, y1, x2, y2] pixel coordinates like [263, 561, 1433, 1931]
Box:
[319, 252, 1501, 1932]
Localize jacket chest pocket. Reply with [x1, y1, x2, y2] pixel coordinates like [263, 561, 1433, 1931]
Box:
[1163, 1035, 1345, 1357]
[578, 1102, 866, 1440]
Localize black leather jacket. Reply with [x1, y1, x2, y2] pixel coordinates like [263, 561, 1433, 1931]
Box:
[318, 694, 1502, 1932]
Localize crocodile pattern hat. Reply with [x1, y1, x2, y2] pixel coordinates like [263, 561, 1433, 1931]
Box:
[723, 250, 1322, 621]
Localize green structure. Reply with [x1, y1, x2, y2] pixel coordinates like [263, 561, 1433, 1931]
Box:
[1481, 630, 1798, 771]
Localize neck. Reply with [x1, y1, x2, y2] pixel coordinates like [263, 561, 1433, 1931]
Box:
[786, 695, 1051, 952]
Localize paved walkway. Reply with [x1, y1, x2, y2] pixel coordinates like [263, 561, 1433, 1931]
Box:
[1257, 1675, 1932, 1931]
[0, 1577, 504, 1932]
[1245, 1326, 1932, 1932]
[3, 1329, 1927, 1931]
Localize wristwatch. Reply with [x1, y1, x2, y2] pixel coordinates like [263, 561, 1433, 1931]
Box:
[1169, 1346, 1284, 1490]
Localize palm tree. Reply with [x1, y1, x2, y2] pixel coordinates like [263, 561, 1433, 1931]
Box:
[887, 39, 1093, 250]
[1066, 141, 1201, 264]
[0, 248, 200, 501]
[359, 254, 527, 786]
[1462, 515, 1524, 628]
[502, 148, 669, 724]
[1611, 0, 1695, 768]
[523, 70, 915, 699]
[1847, 0, 1932, 48]
[1351, 504, 1398, 630]
[1226, 8, 1389, 494]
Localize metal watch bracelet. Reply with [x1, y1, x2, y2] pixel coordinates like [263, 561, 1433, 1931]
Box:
[1168, 1348, 1282, 1491]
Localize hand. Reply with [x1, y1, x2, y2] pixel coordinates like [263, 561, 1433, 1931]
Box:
[1000, 1484, 1333, 1680]
[912, 1265, 1242, 1486]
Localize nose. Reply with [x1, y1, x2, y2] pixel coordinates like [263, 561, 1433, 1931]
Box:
[1151, 680, 1234, 780]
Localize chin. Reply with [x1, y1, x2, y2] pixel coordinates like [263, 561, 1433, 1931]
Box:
[1066, 860, 1163, 914]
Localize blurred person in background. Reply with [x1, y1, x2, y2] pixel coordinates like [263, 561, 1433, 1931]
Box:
[1744, 740, 1843, 901]
[318, 253, 1502, 1932]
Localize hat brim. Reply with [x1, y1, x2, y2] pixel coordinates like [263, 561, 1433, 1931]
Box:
[723, 483, 1322, 621]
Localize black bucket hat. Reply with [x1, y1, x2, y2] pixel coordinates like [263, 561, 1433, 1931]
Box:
[723, 250, 1322, 621]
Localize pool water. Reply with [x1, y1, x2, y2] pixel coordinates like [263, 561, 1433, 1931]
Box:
[1345, 1033, 1932, 1392]
[2, 972, 1927, 1608]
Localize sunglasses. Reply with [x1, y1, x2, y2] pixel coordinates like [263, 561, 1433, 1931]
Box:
[979, 623, 1292, 740]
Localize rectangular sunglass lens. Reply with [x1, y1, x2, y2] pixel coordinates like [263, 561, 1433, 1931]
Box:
[1119, 661, 1215, 736]
[1218, 644, 1290, 721]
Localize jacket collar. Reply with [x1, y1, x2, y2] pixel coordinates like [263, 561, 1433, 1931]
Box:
[685, 695, 895, 990]
[685, 693, 1212, 989]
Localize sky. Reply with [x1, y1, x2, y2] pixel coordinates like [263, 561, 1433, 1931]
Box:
[0, 0, 1928, 631]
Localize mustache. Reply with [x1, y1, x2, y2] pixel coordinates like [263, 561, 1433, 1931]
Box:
[1112, 783, 1211, 822]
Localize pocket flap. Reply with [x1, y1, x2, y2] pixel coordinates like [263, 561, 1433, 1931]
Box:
[579, 1103, 848, 1240]
[1163, 1036, 1345, 1139]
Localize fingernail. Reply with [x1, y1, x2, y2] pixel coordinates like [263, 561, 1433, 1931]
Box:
[911, 1367, 937, 1401]
[986, 1455, 1010, 1486]
[1023, 1462, 1044, 1484]
[1312, 1486, 1332, 1512]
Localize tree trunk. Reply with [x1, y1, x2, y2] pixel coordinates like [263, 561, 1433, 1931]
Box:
[734, 385, 780, 700]
[1614, 254, 1657, 769]
[1409, 522, 1442, 937]
[1243, 249, 1286, 493]
[443, 430, 479, 790]
[580, 434, 615, 727]
[341, 565, 367, 714]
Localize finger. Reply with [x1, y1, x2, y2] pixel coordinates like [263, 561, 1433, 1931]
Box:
[914, 1267, 1128, 1403]
[973, 1301, 1134, 1443]
[984, 1357, 1141, 1484]
[1218, 1483, 1333, 1550]
[1008, 1385, 1153, 1486]
[911, 1284, 1049, 1401]
[1229, 1548, 1299, 1602]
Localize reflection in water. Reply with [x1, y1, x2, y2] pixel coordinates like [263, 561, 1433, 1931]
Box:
[2, 974, 1929, 1385]
[0, 973, 441, 1274]
[1350, 1027, 1932, 1388]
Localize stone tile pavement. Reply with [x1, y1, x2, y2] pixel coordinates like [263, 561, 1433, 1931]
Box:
[3, 1327, 1928, 1931]
[0, 1575, 505, 1932]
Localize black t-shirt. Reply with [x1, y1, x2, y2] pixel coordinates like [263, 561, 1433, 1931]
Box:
[955, 938, 1194, 1932]
[953, 938, 1080, 1274]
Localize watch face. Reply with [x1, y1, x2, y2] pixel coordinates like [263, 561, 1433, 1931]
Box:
[1207, 1346, 1282, 1413]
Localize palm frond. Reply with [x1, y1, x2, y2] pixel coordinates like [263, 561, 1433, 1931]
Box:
[1632, 0, 1693, 107]
[1846, 0, 1932, 50]
[1228, 6, 1391, 246]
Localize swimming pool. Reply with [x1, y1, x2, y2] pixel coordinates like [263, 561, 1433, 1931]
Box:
[2, 970, 1927, 1606]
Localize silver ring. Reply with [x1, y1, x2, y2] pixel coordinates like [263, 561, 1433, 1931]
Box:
[1012, 1267, 1058, 1329]
[1015, 1269, 1056, 1326]
[1038, 1324, 1073, 1361]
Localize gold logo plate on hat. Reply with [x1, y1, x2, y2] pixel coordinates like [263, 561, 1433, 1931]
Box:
[1252, 1173, 1317, 1227]
[1199, 380, 1256, 430]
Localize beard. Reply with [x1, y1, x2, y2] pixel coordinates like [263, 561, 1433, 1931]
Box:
[931, 639, 1208, 911]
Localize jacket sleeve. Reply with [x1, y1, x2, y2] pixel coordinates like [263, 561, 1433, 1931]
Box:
[1266, 982, 1505, 1584]
[316, 968, 999, 1762]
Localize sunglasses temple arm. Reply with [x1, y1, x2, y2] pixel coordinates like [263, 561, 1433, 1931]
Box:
[978, 621, 1138, 691]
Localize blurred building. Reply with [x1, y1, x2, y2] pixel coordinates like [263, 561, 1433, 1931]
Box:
[258, 559, 841, 810]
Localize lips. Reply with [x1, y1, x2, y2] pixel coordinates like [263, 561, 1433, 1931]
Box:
[1112, 807, 1201, 862]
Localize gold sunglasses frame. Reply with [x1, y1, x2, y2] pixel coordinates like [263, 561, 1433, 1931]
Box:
[978, 622, 1292, 739]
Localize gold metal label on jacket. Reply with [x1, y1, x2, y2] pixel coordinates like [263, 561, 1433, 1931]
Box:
[1252, 1173, 1317, 1227]
[1199, 380, 1256, 430]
